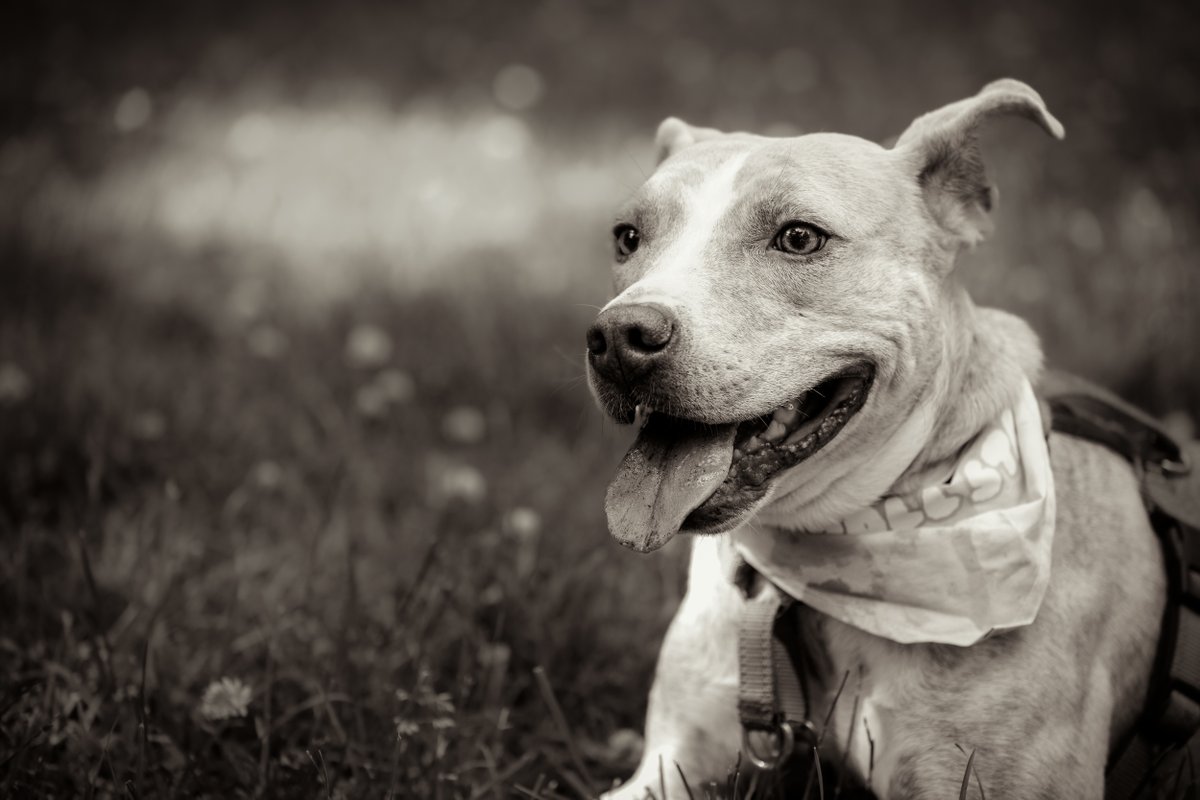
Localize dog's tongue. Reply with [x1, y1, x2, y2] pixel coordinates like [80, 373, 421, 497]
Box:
[605, 416, 737, 553]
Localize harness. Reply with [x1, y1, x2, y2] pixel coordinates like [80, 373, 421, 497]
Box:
[734, 372, 1200, 798]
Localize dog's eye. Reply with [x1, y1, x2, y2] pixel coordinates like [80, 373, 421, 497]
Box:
[773, 222, 828, 256]
[613, 224, 640, 258]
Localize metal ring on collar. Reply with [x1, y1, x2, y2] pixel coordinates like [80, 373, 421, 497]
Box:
[741, 720, 817, 770]
[1158, 453, 1192, 477]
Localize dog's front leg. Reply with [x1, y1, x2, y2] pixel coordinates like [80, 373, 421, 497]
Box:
[602, 537, 744, 800]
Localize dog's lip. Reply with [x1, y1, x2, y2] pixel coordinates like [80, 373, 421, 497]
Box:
[634, 364, 875, 433]
[731, 364, 875, 452]
[679, 364, 877, 533]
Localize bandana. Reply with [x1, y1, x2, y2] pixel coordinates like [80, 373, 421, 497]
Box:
[734, 379, 1056, 646]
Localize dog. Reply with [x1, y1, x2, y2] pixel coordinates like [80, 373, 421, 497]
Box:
[586, 80, 1166, 798]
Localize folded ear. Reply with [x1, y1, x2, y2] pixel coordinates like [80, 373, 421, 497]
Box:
[654, 117, 722, 164]
[895, 79, 1064, 248]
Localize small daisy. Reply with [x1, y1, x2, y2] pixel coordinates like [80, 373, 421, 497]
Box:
[394, 718, 420, 739]
[345, 324, 393, 368]
[199, 677, 252, 721]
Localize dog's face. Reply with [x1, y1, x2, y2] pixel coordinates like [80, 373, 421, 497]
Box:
[588, 80, 1063, 551]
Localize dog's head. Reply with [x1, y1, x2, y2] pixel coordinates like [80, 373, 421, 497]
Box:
[588, 79, 1063, 552]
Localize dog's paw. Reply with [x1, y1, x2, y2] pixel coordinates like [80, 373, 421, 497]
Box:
[599, 756, 715, 800]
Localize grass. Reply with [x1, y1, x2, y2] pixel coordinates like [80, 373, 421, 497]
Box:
[2, 0, 1199, 797]
[0, 240, 684, 797]
[4, 191, 1194, 799]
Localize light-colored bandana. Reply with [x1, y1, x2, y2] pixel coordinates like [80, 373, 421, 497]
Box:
[734, 379, 1056, 647]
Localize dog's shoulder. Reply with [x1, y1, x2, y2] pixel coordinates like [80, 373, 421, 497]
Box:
[1045, 431, 1163, 637]
[1049, 432, 1155, 563]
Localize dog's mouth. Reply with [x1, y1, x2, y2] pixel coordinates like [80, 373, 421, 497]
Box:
[604, 365, 875, 552]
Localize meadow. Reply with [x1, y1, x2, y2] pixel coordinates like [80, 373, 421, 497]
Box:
[1, 0, 1198, 797]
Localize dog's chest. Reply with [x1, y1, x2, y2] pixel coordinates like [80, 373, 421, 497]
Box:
[815, 617, 929, 796]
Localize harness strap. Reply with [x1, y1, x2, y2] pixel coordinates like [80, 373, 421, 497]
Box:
[736, 582, 816, 769]
[1105, 514, 1200, 799]
[737, 588, 786, 728]
[1105, 735, 1157, 800]
[1044, 382, 1200, 799]
[1039, 372, 1190, 475]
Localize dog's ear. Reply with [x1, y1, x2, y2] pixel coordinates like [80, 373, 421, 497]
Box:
[655, 117, 722, 164]
[895, 79, 1064, 248]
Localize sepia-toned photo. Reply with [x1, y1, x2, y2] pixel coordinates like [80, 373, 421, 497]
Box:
[2, 1, 1197, 797]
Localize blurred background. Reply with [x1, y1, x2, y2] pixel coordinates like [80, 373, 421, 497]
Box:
[1, 0, 1197, 796]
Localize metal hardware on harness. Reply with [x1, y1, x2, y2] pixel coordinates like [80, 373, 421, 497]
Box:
[1042, 379, 1200, 800]
[736, 582, 816, 770]
[742, 719, 818, 771]
[1104, 514, 1200, 799]
[1158, 453, 1192, 478]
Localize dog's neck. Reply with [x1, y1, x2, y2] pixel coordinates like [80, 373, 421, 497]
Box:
[892, 281, 1044, 494]
[754, 281, 1044, 533]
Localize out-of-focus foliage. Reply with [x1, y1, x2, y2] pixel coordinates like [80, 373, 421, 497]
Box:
[0, 0, 1197, 796]
[4, 0, 1198, 404]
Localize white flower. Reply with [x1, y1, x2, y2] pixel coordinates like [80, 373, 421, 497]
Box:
[506, 507, 541, 578]
[441, 405, 487, 444]
[355, 369, 416, 419]
[433, 463, 487, 505]
[0, 363, 31, 405]
[478, 642, 511, 669]
[431, 692, 455, 715]
[251, 460, 284, 490]
[199, 677, 252, 721]
[355, 383, 390, 419]
[374, 369, 415, 403]
[345, 324, 393, 368]
[504, 507, 541, 540]
[131, 410, 166, 441]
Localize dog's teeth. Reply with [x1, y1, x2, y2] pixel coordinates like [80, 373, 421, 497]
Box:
[773, 407, 800, 428]
[785, 418, 822, 446]
[634, 404, 652, 428]
[732, 448, 745, 461]
[762, 420, 788, 443]
[744, 435, 764, 454]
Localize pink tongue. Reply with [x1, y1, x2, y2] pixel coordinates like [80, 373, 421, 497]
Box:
[604, 416, 738, 552]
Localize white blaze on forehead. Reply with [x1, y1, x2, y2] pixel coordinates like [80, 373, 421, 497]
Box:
[604, 151, 750, 311]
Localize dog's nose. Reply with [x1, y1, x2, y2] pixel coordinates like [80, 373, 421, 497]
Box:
[587, 303, 677, 384]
